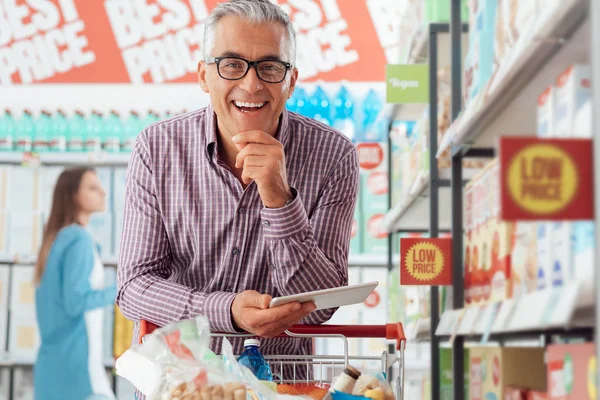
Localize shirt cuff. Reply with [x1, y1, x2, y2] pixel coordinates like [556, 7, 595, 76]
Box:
[202, 291, 238, 333]
[260, 189, 309, 241]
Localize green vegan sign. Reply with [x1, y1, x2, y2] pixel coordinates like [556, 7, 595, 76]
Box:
[386, 64, 429, 104]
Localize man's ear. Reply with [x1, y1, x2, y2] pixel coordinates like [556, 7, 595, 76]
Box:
[287, 67, 299, 99]
[198, 61, 209, 93]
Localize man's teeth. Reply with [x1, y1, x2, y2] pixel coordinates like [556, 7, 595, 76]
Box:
[234, 101, 265, 108]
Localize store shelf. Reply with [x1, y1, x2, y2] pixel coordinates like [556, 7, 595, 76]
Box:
[435, 281, 594, 338]
[0, 151, 130, 166]
[382, 167, 481, 234]
[0, 255, 118, 267]
[406, 317, 432, 342]
[437, 0, 589, 157]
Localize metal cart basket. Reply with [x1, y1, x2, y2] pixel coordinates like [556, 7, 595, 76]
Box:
[140, 321, 407, 400]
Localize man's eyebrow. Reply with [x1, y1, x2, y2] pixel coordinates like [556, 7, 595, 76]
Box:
[218, 52, 283, 61]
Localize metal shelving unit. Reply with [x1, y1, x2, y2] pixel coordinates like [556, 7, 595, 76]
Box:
[434, 0, 597, 398]
[0, 151, 131, 166]
[385, 22, 468, 400]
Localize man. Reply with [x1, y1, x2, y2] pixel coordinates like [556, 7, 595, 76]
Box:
[117, 0, 358, 379]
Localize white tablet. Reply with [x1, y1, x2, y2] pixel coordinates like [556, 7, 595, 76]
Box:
[269, 281, 379, 310]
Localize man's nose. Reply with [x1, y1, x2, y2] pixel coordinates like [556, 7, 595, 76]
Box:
[238, 65, 265, 94]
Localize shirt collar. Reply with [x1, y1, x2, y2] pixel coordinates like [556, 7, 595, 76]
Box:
[204, 104, 291, 162]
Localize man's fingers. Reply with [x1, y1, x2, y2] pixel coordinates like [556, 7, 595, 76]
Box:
[256, 294, 272, 309]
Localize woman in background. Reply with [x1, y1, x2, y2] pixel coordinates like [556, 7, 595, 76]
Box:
[34, 167, 117, 400]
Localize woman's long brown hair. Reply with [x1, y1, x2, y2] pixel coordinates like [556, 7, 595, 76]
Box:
[34, 167, 95, 284]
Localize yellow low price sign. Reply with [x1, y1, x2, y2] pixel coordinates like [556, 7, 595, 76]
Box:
[500, 137, 593, 220]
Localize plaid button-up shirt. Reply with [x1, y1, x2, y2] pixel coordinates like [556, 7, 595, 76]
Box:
[117, 105, 358, 385]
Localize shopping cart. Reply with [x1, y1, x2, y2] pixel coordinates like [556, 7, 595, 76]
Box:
[139, 320, 407, 400]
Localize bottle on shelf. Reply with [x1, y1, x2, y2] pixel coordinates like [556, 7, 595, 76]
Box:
[15, 109, 34, 152]
[0, 109, 15, 151]
[49, 109, 68, 152]
[309, 85, 332, 126]
[332, 85, 356, 141]
[103, 110, 122, 153]
[121, 111, 141, 152]
[360, 89, 385, 142]
[34, 110, 52, 152]
[292, 86, 308, 116]
[68, 110, 86, 152]
[141, 110, 160, 130]
[86, 110, 103, 152]
[237, 339, 273, 382]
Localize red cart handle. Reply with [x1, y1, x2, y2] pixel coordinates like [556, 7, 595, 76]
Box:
[139, 320, 406, 350]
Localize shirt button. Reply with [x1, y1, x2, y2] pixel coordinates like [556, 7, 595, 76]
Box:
[226, 285, 234, 292]
[269, 263, 275, 269]
[263, 220, 271, 227]
[238, 208, 245, 214]
[232, 247, 241, 256]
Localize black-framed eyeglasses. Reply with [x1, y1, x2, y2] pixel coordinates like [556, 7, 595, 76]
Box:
[207, 56, 292, 83]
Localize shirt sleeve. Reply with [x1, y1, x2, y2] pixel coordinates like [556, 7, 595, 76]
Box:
[116, 134, 237, 333]
[62, 234, 117, 318]
[260, 145, 359, 325]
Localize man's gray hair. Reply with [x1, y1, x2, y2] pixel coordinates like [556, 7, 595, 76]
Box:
[203, 0, 296, 64]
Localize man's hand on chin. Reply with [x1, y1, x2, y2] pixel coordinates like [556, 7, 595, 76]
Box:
[233, 130, 293, 208]
[231, 290, 316, 338]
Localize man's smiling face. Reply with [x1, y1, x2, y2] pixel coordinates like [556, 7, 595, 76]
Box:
[198, 15, 298, 139]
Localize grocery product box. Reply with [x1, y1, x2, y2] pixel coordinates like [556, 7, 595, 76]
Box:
[12, 367, 34, 400]
[10, 266, 36, 317]
[39, 166, 64, 214]
[8, 211, 43, 261]
[470, 166, 489, 304]
[349, 214, 362, 255]
[8, 314, 40, 363]
[470, 346, 546, 400]
[546, 342, 595, 399]
[113, 167, 128, 215]
[500, 0, 537, 58]
[488, 159, 514, 301]
[572, 221, 594, 284]
[477, 0, 498, 91]
[464, 178, 474, 305]
[441, 346, 469, 400]
[511, 222, 537, 297]
[0, 309, 7, 354]
[113, 305, 134, 358]
[360, 168, 388, 214]
[88, 211, 113, 258]
[0, 211, 7, 258]
[104, 268, 116, 365]
[6, 167, 40, 212]
[536, 223, 553, 291]
[555, 65, 592, 138]
[0, 368, 9, 400]
[537, 86, 557, 137]
[95, 167, 113, 211]
[0, 166, 9, 210]
[550, 222, 574, 286]
[362, 213, 387, 255]
[0, 265, 9, 311]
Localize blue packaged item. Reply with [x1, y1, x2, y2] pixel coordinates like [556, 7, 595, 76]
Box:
[309, 86, 331, 125]
[360, 89, 384, 141]
[0, 109, 15, 150]
[34, 110, 52, 152]
[49, 110, 68, 152]
[68, 110, 86, 152]
[86, 111, 103, 152]
[15, 110, 34, 152]
[122, 111, 141, 152]
[237, 339, 273, 381]
[333, 85, 356, 141]
[103, 110, 122, 152]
